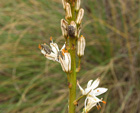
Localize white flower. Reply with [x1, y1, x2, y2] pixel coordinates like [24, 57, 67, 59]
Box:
[84, 96, 97, 112]
[77, 78, 108, 112]
[77, 35, 86, 57]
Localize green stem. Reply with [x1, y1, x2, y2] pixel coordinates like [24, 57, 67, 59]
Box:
[69, 38, 77, 113]
[67, 1, 77, 113]
[73, 95, 86, 105]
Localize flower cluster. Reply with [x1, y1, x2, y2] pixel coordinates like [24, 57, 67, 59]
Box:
[39, 0, 86, 73]
[77, 78, 108, 112]
[39, 37, 71, 73]
[61, 0, 86, 57]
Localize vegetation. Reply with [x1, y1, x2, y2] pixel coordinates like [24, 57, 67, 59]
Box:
[0, 0, 139, 113]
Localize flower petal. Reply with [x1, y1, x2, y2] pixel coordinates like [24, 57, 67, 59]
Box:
[85, 96, 97, 112]
[59, 56, 66, 72]
[90, 95, 101, 103]
[77, 81, 85, 95]
[87, 80, 93, 88]
[84, 97, 88, 112]
[45, 53, 57, 61]
[93, 88, 108, 96]
[90, 78, 100, 90]
[41, 50, 46, 55]
[50, 43, 59, 55]
[67, 53, 71, 71]
[85, 88, 92, 95]
[61, 43, 66, 51]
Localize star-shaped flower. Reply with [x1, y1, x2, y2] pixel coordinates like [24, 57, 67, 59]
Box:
[77, 78, 108, 112]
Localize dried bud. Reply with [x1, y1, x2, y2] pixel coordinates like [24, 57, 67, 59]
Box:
[61, 19, 68, 37]
[65, 3, 72, 19]
[76, 8, 84, 25]
[59, 52, 71, 73]
[68, 21, 77, 37]
[77, 35, 86, 57]
[62, 0, 66, 9]
[75, 0, 81, 11]
[39, 43, 57, 61]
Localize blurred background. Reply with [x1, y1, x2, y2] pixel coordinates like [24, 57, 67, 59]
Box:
[0, 0, 139, 113]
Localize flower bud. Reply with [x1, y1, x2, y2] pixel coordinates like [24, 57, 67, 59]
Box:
[75, 0, 81, 11]
[62, 0, 66, 9]
[65, 3, 72, 19]
[76, 8, 84, 25]
[61, 19, 68, 37]
[68, 21, 77, 37]
[77, 35, 86, 57]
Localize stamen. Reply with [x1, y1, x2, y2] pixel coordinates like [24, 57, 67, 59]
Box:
[62, 48, 68, 54]
[50, 36, 53, 42]
[65, 47, 68, 53]
[61, 50, 65, 56]
[96, 105, 99, 110]
[97, 90, 99, 92]
[99, 104, 101, 108]
[102, 101, 106, 104]
[38, 44, 42, 49]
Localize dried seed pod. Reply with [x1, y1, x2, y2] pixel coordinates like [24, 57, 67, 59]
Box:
[76, 8, 84, 25]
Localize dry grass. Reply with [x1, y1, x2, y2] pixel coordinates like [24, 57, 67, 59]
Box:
[0, 0, 139, 113]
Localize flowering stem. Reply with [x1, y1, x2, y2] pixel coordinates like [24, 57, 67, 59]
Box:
[69, 37, 77, 113]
